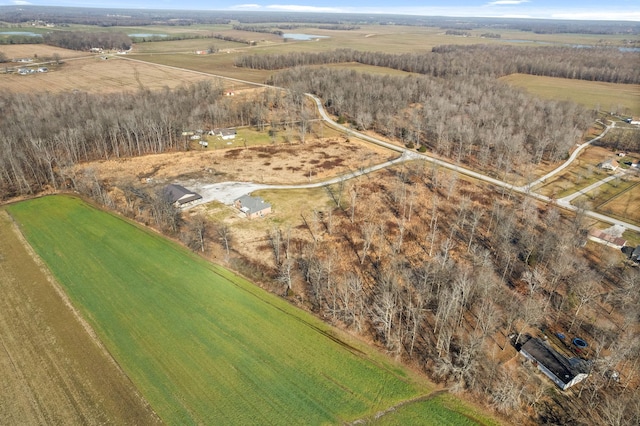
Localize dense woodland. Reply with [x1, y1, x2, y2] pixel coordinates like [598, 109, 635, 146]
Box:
[596, 128, 640, 152]
[268, 67, 592, 172]
[42, 31, 131, 51]
[0, 82, 275, 197]
[237, 46, 640, 84]
[253, 163, 640, 425]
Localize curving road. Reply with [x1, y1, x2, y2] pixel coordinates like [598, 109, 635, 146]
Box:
[126, 55, 637, 232]
[309, 94, 640, 232]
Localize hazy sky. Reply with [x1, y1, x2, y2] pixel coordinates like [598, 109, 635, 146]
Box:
[1, 0, 639, 21]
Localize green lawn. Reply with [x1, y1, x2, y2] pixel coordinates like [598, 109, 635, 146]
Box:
[8, 195, 436, 425]
[372, 393, 499, 426]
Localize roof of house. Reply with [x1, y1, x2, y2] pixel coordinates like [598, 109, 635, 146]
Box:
[600, 159, 619, 168]
[235, 194, 271, 215]
[632, 245, 640, 260]
[588, 229, 627, 248]
[163, 184, 202, 205]
[520, 337, 589, 386]
[210, 128, 236, 137]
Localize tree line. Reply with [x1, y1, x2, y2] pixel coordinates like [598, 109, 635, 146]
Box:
[236, 46, 640, 84]
[43, 31, 131, 51]
[0, 81, 285, 199]
[267, 67, 592, 175]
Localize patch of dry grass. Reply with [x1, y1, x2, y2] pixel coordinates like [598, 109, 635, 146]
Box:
[0, 55, 218, 94]
[500, 74, 640, 117]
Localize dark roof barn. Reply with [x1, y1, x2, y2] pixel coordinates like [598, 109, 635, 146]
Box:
[163, 184, 202, 206]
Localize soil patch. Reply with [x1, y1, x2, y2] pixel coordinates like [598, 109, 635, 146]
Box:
[0, 210, 159, 424]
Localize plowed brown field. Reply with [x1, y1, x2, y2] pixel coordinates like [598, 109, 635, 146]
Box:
[0, 55, 219, 94]
[0, 210, 160, 425]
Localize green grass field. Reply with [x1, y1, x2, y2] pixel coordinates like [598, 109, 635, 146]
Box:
[5, 195, 499, 425]
[372, 393, 497, 426]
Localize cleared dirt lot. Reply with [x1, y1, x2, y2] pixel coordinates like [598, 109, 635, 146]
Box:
[0, 55, 220, 94]
[0, 210, 159, 425]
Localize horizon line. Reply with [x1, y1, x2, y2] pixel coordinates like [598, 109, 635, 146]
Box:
[1, 4, 639, 22]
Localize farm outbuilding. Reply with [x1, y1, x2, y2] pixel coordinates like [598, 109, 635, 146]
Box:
[234, 195, 271, 219]
[163, 184, 202, 207]
[519, 336, 590, 391]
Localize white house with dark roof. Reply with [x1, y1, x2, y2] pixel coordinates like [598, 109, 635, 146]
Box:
[234, 194, 271, 219]
[163, 184, 202, 207]
[208, 128, 236, 140]
[598, 159, 619, 171]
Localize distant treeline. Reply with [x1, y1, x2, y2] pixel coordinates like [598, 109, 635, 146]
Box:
[236, 46, 640, 84]
[445, 30, 470, 36]
[212, 33, 256, 46]
[233, 25, 283, 36]
[273, 24, 360, 31]
[43, 31, 131, 51]
[0, 35, 43, 45]
[0, 6, 636, 35]
[232, 23, 360, 36]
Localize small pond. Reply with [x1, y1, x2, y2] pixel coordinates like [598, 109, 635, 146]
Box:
[0, 31, 42, 37]
[128, 33, 168, 38]
[282, 33, 329, 41]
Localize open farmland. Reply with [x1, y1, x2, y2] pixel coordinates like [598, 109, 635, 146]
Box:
[130, 37, 248, 54]
[535, 145, 620, 198]
[0, 44, 90, 61]
[500, 73, 640, 117]
[6, 195, 498, 425]
[0, 210, 159, 425]
[0, 55, 221, 94]
[575, 177, 640, 225]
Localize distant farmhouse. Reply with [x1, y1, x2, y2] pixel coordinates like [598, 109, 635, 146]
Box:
[163, 184, 202, 207]
[519, 336, 590, 391]
[208, 128, 236, 140]
[234, 195, 271, 219]
[598, 159, 619, 171]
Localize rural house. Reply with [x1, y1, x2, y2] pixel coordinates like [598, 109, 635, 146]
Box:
[208, 128, 237, 140]
[519, 336, 590, 390]
[598, 159, 619, 171]
[163, 184, 202, 207]
[234, 195, 271, 219]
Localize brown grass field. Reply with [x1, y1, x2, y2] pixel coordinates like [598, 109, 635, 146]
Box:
[500, 74, 640, 117]
[0, 210, 159, 425]
[573, 172, 640, 225]
[0, 44, 91, 61]
[130, 38, 248, 54]
[77, 128, 395, 186]
[535, 146, 622, 198]
[596, 180, 640, 225]
[0, 55, 223, 94]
